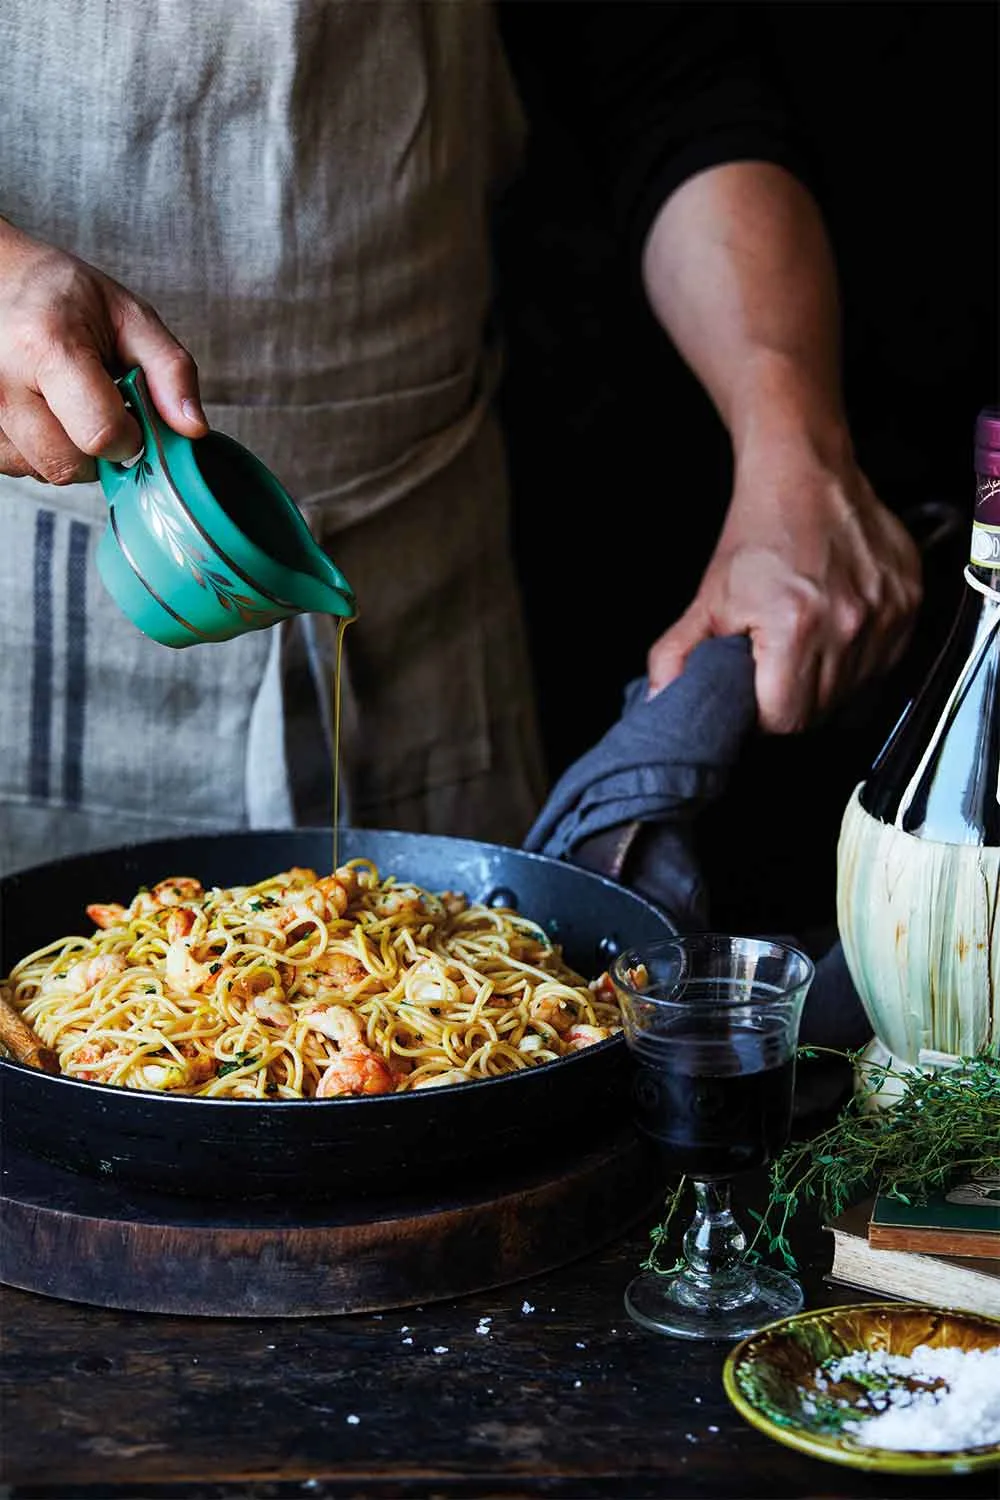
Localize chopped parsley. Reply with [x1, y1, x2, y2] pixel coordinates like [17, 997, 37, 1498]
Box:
[218, 1051, 257, 1077]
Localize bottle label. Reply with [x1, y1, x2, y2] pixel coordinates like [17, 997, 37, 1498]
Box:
[972, 475, 1000, 567]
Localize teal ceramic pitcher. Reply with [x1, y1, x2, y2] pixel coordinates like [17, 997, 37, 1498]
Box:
[96, 367, 356, 648]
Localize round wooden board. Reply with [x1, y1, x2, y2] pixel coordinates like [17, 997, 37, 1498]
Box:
[0, 1130, 661, 1317]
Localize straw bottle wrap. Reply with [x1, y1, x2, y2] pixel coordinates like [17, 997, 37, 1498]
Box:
[836, 409, 1000, 1064]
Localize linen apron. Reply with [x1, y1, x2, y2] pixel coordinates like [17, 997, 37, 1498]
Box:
[0, 0, 547, 878]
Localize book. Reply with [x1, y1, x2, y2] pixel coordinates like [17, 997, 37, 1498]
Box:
[823, 1198, 1000, 1318]
[868, 1175, 1000, 1259]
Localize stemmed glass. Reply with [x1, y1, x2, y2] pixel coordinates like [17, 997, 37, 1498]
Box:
[611, 933, 814, 1341]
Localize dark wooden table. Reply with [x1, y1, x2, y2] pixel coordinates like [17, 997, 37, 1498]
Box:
[2, 1164, 996, 1500]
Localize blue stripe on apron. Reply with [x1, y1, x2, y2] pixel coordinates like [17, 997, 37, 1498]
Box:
[64, 520, 89, 806]
[29, 509, 55, 800]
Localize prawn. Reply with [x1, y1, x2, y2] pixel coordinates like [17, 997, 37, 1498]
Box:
[69, 1038, 118, 1083]
[164, 939, 215, 995]
[57, 953, 127, 994]
[528, 993, 575, 1033]
[301, 1003, 367, 1048]
[305, 1003, 396, 1097]
[564, 1024, 612, 1052]
[315, 1050, 395, 1097]
[87, 877, 204, 931]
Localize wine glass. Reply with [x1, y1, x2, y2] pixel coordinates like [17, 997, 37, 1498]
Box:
[611, 933, 814, 1341]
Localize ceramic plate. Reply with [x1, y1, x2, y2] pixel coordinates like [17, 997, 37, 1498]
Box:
[722, 1302, 1000, 1475]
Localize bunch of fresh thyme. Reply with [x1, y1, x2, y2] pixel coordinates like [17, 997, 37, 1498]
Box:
[641, 1047, 1000, 1276]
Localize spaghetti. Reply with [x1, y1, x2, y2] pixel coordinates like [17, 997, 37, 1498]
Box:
[1, 859, 622, 1099]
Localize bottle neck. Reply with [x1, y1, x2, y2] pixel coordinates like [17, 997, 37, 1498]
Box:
[970, 469, 1000, 601]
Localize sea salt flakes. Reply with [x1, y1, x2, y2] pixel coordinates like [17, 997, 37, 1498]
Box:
[822, 1343, 1000, 1451]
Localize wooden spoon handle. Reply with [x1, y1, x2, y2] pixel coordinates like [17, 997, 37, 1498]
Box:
[0, 989, 59, 1073]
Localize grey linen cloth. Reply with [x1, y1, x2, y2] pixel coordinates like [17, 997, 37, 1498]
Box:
[523, 635, 870, 1051]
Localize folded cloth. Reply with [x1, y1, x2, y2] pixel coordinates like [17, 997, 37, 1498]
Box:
[523, 634, 871, 1053]
[524, 635, 757, 928]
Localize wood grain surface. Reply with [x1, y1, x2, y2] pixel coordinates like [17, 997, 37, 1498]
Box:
[0, 1130, 661, 1316]
[2, 1166, 997, 1500]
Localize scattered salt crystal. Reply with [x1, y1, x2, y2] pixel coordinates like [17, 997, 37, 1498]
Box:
[685, 1433, 697, 1443]
[575, 1341, 586, 1349]
[521, 1301, 535, 1314]
[823, 1343, 1000, 1451]
[693, 1396, 701, 1405]
[346, 1415, 360, 1425]
[433, 1345, 449, 1354]
[401, 1337, 413, 1345]
[573, 1380, 582, 1388]
[708, 1425, 719, 1434]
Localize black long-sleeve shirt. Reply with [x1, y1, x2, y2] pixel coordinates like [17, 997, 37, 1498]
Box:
[498, 1, 814, 269]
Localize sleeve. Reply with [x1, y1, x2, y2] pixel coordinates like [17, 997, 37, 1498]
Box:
[497, 1, 818, 267]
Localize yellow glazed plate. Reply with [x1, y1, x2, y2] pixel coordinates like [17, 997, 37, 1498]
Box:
[723, 1302, 1000, 1475]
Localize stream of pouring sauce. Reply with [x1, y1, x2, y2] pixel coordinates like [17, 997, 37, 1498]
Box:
[331, 613, 355, 871]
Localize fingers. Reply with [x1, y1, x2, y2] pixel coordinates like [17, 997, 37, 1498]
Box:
[0, 429, 47, 481]
[752, 635, 821, 735]
[35, 348, 143, 468]
[0, 385, 103, 484]
[0, 226, 206, 484]
[646, 619, 700, 699]
[117, 304, 208, 437]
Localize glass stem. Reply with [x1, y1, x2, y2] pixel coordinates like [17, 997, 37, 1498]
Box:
[680, 1179, 750, 1290]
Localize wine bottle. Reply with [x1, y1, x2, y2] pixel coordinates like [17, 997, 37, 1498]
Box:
[837, 408, 1000, 1064]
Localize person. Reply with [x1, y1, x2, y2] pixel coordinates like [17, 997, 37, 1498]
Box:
[0, 1, 922, 879]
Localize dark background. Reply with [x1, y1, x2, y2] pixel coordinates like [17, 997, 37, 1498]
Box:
[496, 0, 999, 936]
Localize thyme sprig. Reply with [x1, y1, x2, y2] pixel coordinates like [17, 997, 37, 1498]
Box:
[641, 1048, 1000, 1276]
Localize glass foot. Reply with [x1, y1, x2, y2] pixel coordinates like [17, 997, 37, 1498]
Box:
[624, 1264, 804, 1341]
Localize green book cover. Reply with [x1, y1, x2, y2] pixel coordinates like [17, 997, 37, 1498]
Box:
[873, 1180, 1000, 1235]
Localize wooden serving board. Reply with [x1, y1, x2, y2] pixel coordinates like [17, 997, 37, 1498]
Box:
[0, 1129, 661, 1317]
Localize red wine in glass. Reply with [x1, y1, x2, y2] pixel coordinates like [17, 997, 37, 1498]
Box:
[630, 1013, 796, 1179]
[612, 935, 813, 1341]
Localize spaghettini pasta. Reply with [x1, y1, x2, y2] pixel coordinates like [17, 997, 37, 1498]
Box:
[1, 859, 621, 1098]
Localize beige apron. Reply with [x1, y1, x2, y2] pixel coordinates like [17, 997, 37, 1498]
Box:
[0, 0, 546, 877]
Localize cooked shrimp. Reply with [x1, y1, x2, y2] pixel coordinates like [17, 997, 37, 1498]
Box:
[165, 907, 198, 942]
[59, 953, 127, 994]
[150, 877, 205, 907]
[89, 878, 205, 929]
[164, 940, 214, 995]
[589, 971, 616, 1003]
[301, 1003, 365, 1049]
[137, 1045, 216, 1091]
[305, 1003, 396, 1095]
[315, 874, 350, 916]
[249, 994, 295, 1028]
[528, 993, 575, 1033]
[310, 949, 368, 985]
[86, 903, 128, 930]
[67, 1038, 117, 1082]
[315, 1049, 395, 1097]
[564, 1024, 611, 1052]
[373, 888, 428, 919]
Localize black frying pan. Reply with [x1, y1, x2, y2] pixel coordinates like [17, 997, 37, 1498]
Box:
[0, 828, 673, 1200]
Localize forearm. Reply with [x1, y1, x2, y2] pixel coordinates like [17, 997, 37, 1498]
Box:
[641, 160, 852, 467]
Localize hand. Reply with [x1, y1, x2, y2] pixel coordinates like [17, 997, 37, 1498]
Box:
[645, 437, 924, 734]
[0, 218, 207, 484]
